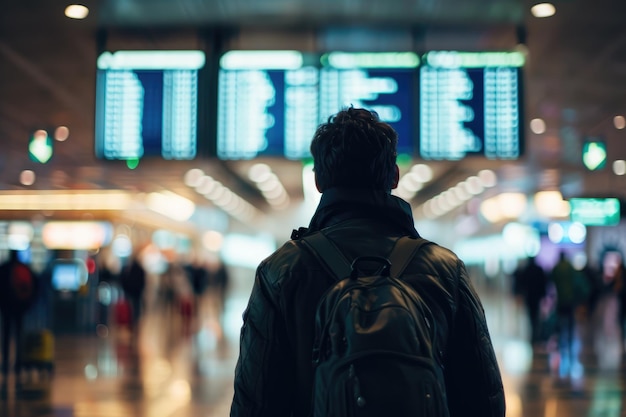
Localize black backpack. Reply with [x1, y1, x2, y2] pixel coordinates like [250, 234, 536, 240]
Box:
[302, 232, 449, 417]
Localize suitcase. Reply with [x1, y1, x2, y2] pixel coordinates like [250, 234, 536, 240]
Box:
[21, 329, 55, 375]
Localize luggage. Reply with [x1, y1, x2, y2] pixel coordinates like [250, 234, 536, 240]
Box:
[113, 298, 133, 327]
[21, 329, 55, 375]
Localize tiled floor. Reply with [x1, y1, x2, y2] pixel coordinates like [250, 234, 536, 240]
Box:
[2, 283, 626, 417]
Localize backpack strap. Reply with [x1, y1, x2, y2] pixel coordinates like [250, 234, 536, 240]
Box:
[388, 237, 430, 278]
[302, 232, 429, 281]
[301, 231, 352, 281]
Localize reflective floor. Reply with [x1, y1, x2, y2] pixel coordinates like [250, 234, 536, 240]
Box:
[2, 282, 626, 417]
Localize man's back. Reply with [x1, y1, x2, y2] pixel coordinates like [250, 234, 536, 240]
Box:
[232, 200, 504, 417]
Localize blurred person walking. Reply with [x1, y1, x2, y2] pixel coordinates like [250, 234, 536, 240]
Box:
[608, 255, 626, 344]
[0, 250, 38, 381]
[549, 251, 589, 377]
[207, 256, 229, 335]
[120, 253, 147, 330]
[230, 107, 505, 417]
[517, 256, 548, 345]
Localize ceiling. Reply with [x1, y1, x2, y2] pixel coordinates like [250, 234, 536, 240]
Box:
[0, 0, 625, 236]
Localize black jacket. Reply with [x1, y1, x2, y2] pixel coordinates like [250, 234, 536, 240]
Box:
[230, 188, 505, 417]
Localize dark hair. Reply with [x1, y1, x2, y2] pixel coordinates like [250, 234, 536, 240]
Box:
[310, 107, 398, 191]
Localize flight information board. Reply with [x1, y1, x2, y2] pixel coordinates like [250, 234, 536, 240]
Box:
[418, 51, 524, 160]
[216, 51, 419, 160]
[95, 50, 205, 160]
[217, 51, 319, 160]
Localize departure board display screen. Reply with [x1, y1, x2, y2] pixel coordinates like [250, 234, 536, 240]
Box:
[216, 51, 419, 160]
[95, 50, 205, 160]
[217, 51, 319, 160]
[418, 51, 524, 160]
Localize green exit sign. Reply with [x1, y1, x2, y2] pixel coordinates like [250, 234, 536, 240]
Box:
[570, 198, 620, 226]
[582, 140, 607, 170]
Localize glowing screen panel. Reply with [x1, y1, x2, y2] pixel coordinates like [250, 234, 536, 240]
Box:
[418, 51, 524, 160]
[216, 51, 419, 160]
[95, 50, 205, 160]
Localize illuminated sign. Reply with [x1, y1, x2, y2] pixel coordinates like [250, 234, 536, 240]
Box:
[95, 50, 205, 160]
[418, 51, 524, 160]
[29, 130, 53, 163]
[570, 198, 620, 226]
[582, 140, 607, 170]
[216, 50, 525, 161]
[216, 51, 419, 160]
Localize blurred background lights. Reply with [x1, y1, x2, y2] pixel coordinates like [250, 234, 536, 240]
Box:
[529, 118, 546, 134]
[547, 222, 564, 243]
[613, 115, 626, 130]
[477, 169, 497, 188]
[146, 191, 195, 222]
[183, 168, 204, 187]
[54, 126, 70, 141]
[531, 3, 556, 18]
[65, 4, 89, 19]
[248, 163, 273, 183]
[19, 170, 36, 186]
[111, 234, 133, 258]
[410, 164, 433, 182]
[534, 190, 570, 218]
[480, 193, 527, 223]
[202, 230, 224, 252]
[613, 160, 626, 176]
[568, 222, 587, 244]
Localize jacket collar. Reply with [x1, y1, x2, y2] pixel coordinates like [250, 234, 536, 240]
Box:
[304, 187, 419, 237]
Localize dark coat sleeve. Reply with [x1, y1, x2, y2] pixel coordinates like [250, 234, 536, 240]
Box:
[444, 261, 506, 417]
[230, 262, 296, 417]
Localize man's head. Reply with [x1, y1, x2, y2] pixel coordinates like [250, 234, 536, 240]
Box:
[310, 107, 399, 192]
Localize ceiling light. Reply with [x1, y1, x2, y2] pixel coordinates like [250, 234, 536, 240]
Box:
[478, 170, 497, 188]
[531, 3, 556, 18]
[19, 170, 36, 186]
[54, 126, 70, 141]
[65, 4, 89, 19]
[529, 118, 546, 134]
[613, 160, 626, 176]
[184, 168, 204, 187]
[248, 163, 272, 182]
[410, 164, 433, 182]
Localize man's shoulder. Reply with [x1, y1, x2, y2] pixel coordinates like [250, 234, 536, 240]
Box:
[260, 238, 313, 272]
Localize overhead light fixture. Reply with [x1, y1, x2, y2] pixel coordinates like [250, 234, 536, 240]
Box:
[65, 4, 89, 19]
[0, 191, 132, 211]
[146, 191, 195, 222]
[529, 118, 546, 134]
[531, 3, 556, 18]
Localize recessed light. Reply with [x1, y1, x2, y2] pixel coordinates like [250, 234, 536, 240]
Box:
[65, 4, 89, 20]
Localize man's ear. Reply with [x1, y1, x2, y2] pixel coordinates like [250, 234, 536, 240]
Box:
[391, 164, 400, 189]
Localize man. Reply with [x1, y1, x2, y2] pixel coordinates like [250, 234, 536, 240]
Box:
[230, 107, 505, 416]
[0, 250, 38, 379]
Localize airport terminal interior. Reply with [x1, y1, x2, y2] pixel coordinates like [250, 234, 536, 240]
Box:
[1, 0, 626, 416]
